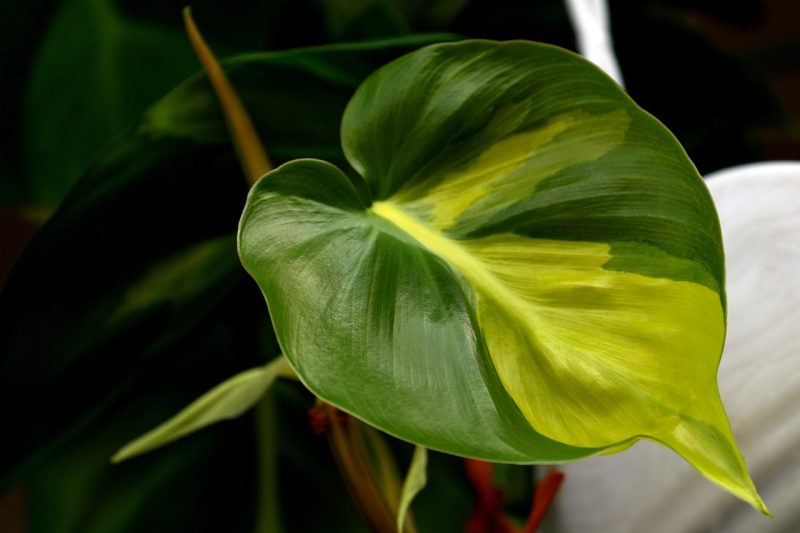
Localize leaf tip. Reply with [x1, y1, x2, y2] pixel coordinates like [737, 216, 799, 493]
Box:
[657, 413, 770, 517]
[110, 443, 139, 464]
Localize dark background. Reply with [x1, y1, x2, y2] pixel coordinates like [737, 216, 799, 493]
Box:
[1, 0, 798, 205]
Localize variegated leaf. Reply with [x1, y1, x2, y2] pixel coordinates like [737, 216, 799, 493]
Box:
[239, 41, 766, 512]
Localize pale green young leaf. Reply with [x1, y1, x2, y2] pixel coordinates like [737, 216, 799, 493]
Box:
[112, 356, 294, 462]
[397, 446, 428, 533]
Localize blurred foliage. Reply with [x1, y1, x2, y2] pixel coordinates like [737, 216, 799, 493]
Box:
[4, 0, 796, 203]
[22, 0, 197, 200]
[0, 0, 797, 531]
[0, 30, 459, 532]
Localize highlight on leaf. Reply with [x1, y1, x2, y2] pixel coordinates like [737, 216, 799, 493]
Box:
[237, 40, 768, 514]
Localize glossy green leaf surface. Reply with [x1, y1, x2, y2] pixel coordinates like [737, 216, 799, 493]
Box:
[0, 34, 454, 487]
[239, 40, 765, 511]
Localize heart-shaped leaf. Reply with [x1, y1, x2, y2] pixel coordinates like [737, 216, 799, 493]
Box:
[239, 40, 766, 512]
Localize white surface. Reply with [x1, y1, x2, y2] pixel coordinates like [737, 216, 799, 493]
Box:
[564, 0, 625, 87]
[549, 162, 800, 532]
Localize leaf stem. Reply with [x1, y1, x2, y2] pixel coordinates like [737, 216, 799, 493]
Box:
[182, 6, 272, 186]
[313, 402, 400, 532]
[253, 390, 282, 533]
[523, 469, 565, 533]
[465, 459, 565, 533]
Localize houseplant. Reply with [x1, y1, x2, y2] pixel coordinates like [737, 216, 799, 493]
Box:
[2, 1, 790, 531]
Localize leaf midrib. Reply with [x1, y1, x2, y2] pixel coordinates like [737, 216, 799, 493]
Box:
[370, 200, 534, 325]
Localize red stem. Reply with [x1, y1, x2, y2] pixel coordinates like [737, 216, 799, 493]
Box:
[465, 460, 566, 533]
[523, 469, 565, 533]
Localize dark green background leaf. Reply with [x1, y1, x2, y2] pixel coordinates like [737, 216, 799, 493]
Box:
[22, 0, 196, 201]
[0, 34, 455, 488]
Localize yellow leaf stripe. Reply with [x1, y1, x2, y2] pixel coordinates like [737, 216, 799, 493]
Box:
[394, 109, 629, 232]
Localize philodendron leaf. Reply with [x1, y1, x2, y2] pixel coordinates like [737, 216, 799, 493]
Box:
[238, 41, 767, 512]
[113, 356, 294, 462]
